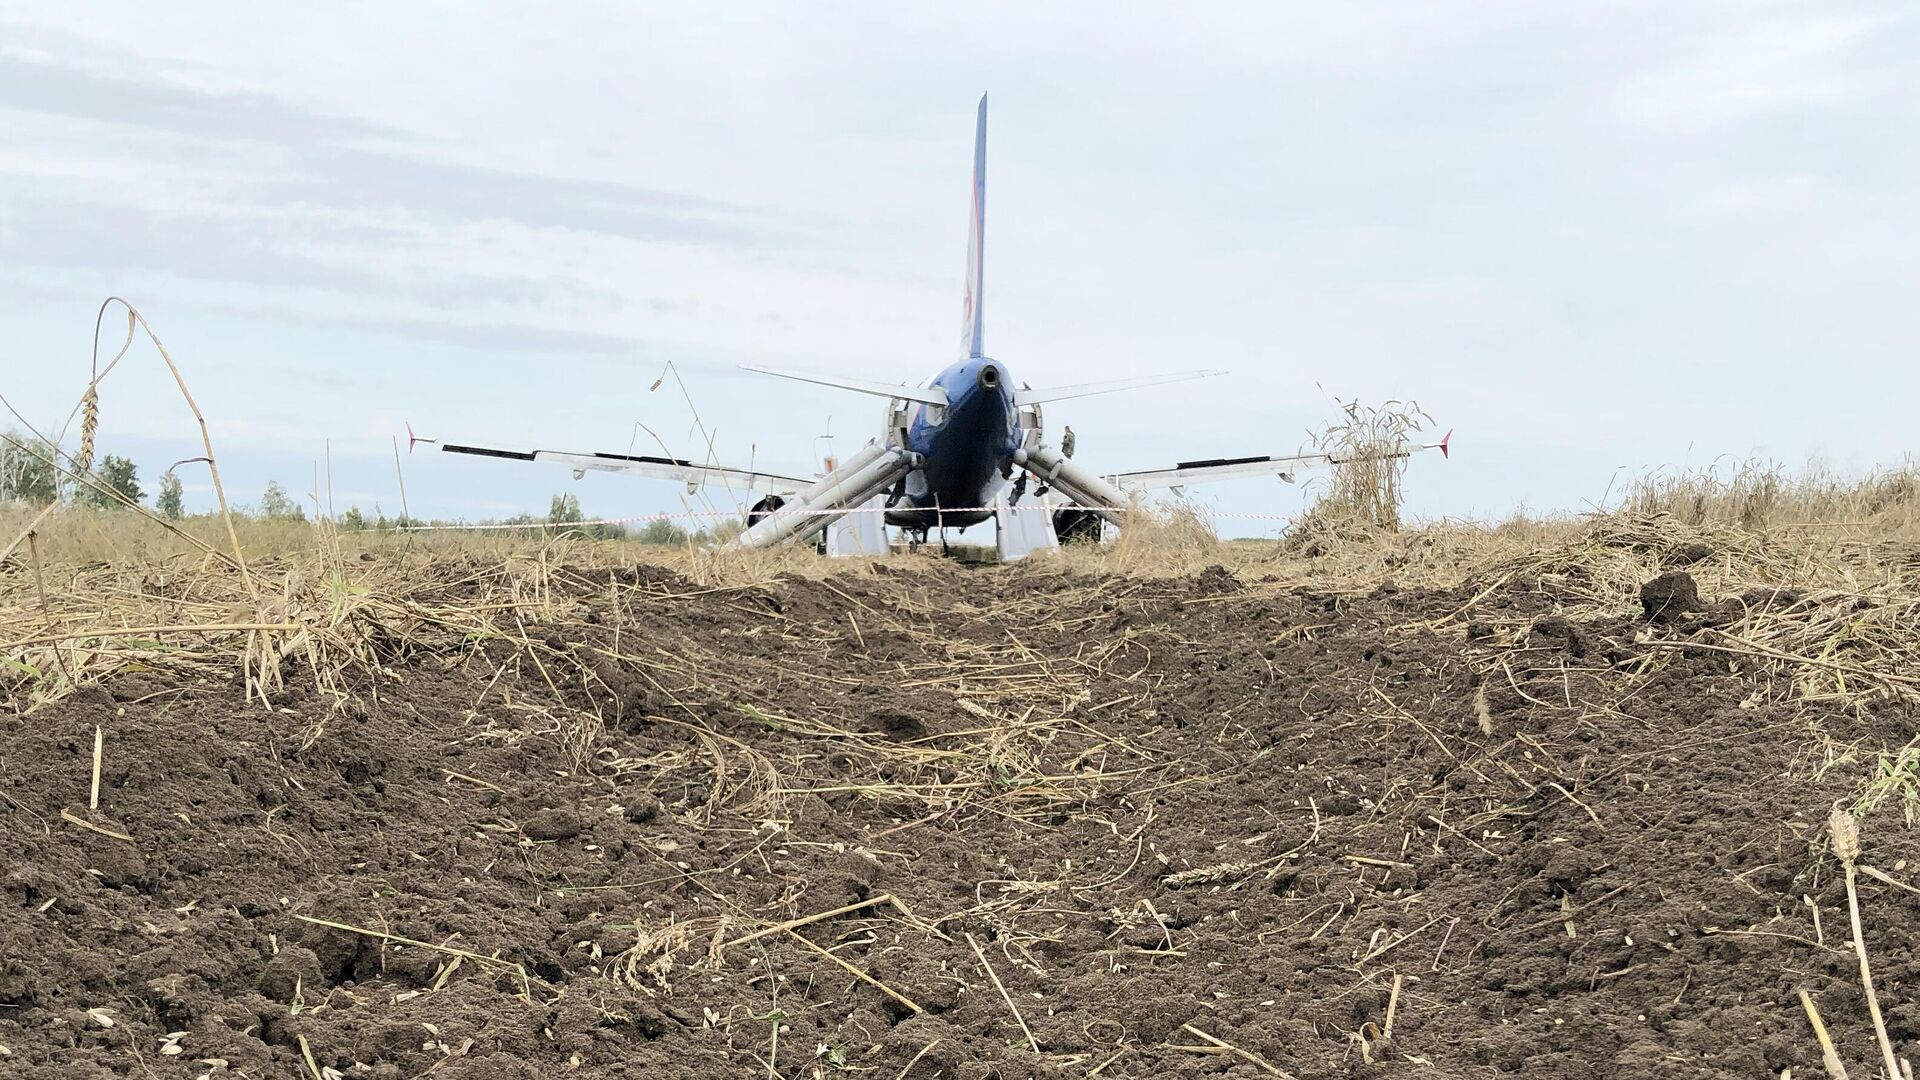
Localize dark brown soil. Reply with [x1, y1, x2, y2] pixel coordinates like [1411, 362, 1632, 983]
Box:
[4, 558, 1918, 1078]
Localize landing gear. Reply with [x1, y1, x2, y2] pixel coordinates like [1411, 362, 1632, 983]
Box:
[902, 518, 954, 556]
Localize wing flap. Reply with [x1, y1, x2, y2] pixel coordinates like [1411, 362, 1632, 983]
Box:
[1109, 452, 1319, 491]
[1110, 432, 1450, 491]
[442, 444, 535, 462]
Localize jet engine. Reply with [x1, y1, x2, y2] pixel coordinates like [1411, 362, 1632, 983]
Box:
[747, 494, 786, 528]
[1052, 507, 1103, 544]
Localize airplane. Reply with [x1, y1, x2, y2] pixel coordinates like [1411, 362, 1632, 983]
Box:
[425, 95, 1449, 559]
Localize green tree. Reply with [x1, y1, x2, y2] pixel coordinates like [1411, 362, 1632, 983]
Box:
[636, 518, 689, 545]
[156, 472, 185, 519]
[1, 432, 57, 506]
[548, 492, 584, 525]
[340, 506, 368, 530]
[79, 454, 142, 509]
[260, 481, 306, 522]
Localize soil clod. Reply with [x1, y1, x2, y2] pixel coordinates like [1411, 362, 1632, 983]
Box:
[1639, 569, 1701, 621]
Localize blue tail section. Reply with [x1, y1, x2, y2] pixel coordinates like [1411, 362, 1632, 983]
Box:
[961, 93, 987, 360]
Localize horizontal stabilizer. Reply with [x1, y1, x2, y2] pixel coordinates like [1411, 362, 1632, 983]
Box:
[1014, 368, 1227, 406]
[739, 364, 948, 407]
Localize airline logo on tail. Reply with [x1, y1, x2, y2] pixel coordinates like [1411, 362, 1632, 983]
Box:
[962, 93, 987, 360]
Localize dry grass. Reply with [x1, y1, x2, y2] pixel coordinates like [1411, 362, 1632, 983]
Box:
[1052, 503, 1221, 577]
[12, 486, 1920, 837]
[9, 300, 1920, 847]
[13, 455, 1920, 1076]
[1857, 742, 1920, 826]
[10, 460, 1920, 721]
[1286, 398, 1434, 543]
[21, 304, 1920, 1077]
[1624, 457, 1920, 531]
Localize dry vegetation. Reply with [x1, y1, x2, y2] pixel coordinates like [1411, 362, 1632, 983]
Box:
[10, 460, 1920, 1074]
[9, 307, 1920, 1076]
[1625, 457, 1920, 532]
[1280, 397, 1436, 550]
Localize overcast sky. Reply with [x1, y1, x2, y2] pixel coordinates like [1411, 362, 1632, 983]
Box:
[2, 3, 1915, 533]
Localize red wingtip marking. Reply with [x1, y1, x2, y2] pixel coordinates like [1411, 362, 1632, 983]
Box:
[406, 423, 419, 453]
[1440, 429, 1452, 459]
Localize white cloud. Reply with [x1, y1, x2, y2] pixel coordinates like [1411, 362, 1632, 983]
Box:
[0, 2, 1916, 531]
[1609, 14, 1886, 131]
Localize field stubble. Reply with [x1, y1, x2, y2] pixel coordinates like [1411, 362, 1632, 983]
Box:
[9, 313, 1920, 1076]
[4, 491, 1920, 1078]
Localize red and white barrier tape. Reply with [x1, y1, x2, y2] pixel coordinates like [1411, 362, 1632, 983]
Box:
[370, 503, 1279, 533]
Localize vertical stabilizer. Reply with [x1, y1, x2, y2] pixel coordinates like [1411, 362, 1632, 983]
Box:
[961, 93, 987, 359]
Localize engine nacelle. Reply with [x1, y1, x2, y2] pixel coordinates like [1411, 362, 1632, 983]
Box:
[1052, 507, 1103, 544]
[747, 494, 786, 528]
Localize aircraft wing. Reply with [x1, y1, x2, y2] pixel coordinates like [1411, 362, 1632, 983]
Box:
[440, 442, 810, 497]
[1108, 431, 1450, 492]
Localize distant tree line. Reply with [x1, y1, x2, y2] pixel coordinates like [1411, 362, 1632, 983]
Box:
[2, 431, 301, 523]
[2, 430, 145, 511]
[333, 490, 733, 544]
[3, 431, 722, 544]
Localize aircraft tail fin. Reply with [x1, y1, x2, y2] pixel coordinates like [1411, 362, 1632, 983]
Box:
[961, 93, 987, 360]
